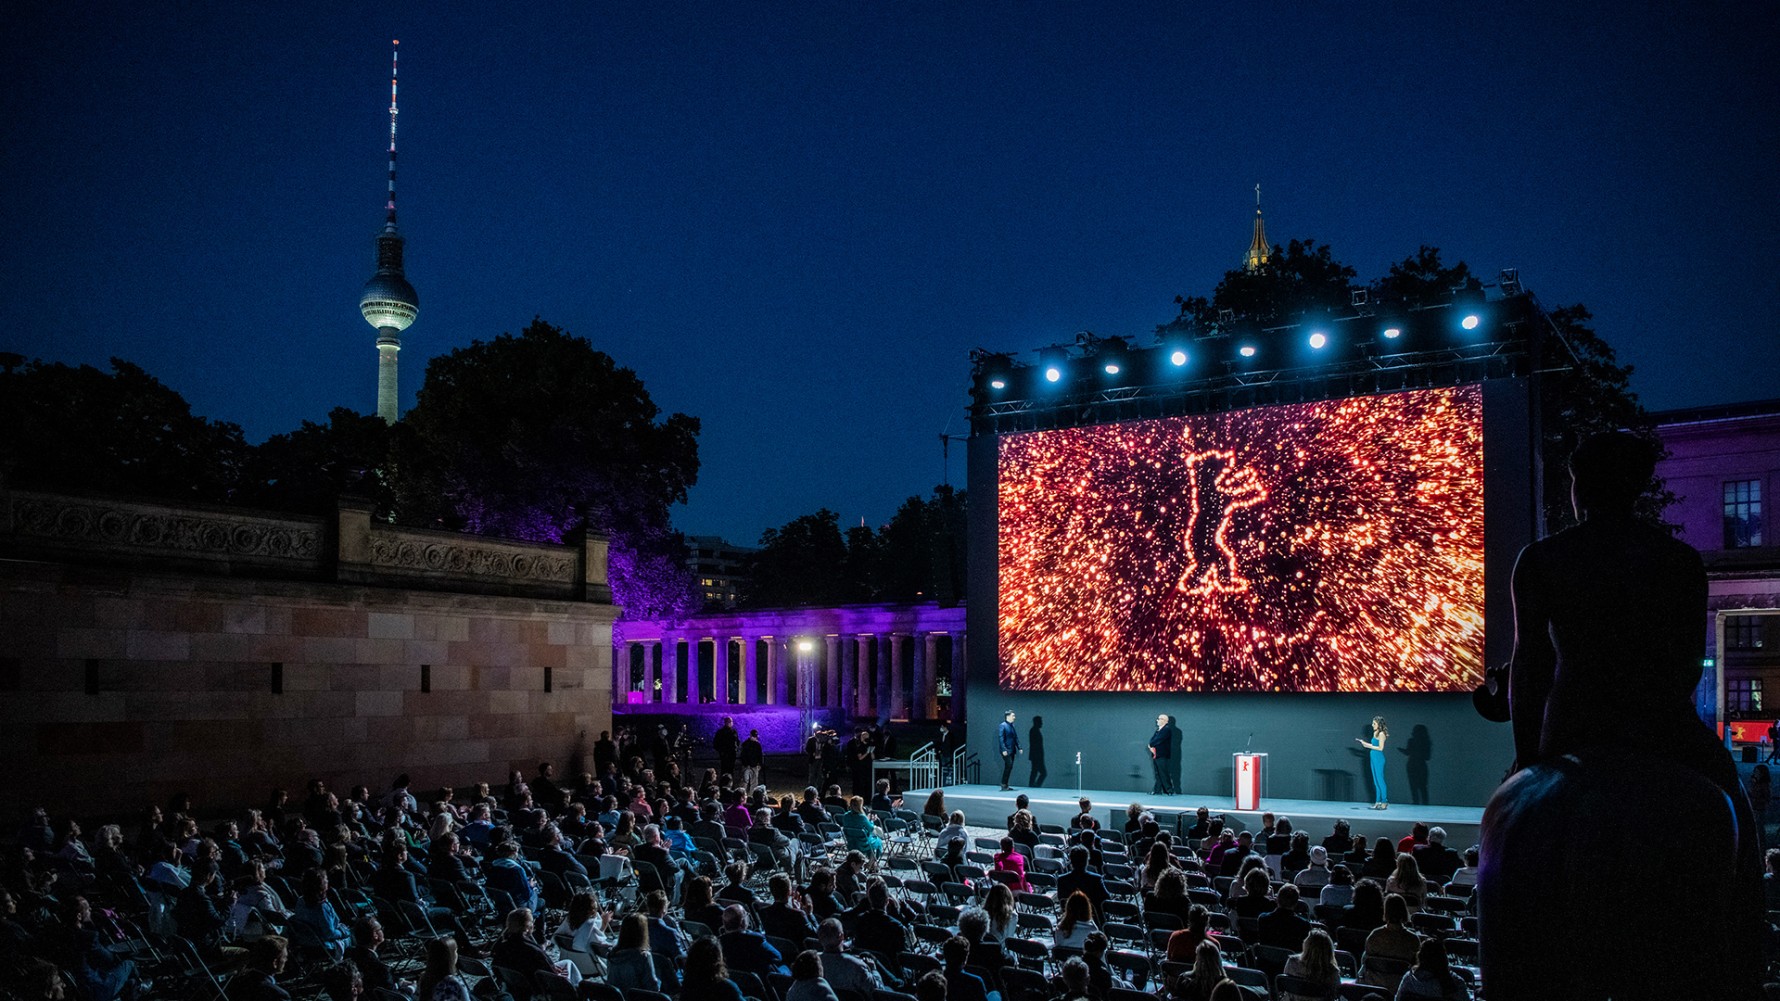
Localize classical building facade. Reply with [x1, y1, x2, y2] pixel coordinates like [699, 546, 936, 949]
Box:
[1653, 399, 1780, 727]
[0, 487, 617, 817]
[613, 604, 967, 748]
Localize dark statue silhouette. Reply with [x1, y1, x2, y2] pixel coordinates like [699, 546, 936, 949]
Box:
[1478, 431, 1761, 1000]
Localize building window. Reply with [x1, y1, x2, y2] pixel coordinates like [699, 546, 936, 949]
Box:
[270, 662, 283, 695]
[420, 664, 431, 693]
[1728, 677, 1763, 714]
[544, 666, 553, 694]
[1726, 616, 1766, 651]
[1723, 480, 1763, 548]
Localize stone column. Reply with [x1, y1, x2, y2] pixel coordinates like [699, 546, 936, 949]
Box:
[839, 636, 856, 722]
[921, 632, 940, 719]
[643, 641, 658, 703]
[911, 632, 929, 720]
[855, 635, 874, 717]
[770, 639, 788, 706]
[664, 637, 681, 705]
[742, 637, 759, 706]
[889, 634, 906, 720]
[949, 631, 967, 722]
[825, 635, 841, 708]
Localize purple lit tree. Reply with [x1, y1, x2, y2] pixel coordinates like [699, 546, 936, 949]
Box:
[396, 318, 703, 617]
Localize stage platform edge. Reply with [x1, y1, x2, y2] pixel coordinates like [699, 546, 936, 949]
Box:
[905, 783, 1486, 849]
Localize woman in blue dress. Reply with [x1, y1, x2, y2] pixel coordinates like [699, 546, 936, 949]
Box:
[1356, 717, 1390, 810]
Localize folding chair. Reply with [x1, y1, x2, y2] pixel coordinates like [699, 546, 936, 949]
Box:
[1107, 948, 1153, 988]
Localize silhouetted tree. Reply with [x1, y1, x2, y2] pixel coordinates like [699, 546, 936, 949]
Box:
[0, 358, 247, 502]
[235, 407, 395, 517]
[740, 509, 853, 607]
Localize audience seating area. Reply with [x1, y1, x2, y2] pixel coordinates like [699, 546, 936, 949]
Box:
[1, 762, 1502, 1001]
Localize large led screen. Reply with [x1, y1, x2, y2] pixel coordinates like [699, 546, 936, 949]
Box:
[997, 385, 1484, 692]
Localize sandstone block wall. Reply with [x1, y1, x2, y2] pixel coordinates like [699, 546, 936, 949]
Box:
[0, 565, 616, 820]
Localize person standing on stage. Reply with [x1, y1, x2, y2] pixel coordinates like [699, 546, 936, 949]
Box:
[1028, 716, 1048, 788]
[739, 729, 764, 792]
[1356, 717, 1389, 810]
[997, 711, 1022, 791]
[1165, 715, 1184, 795]
[1149, 714, 1175, 795]
[714, 717, 740, 779]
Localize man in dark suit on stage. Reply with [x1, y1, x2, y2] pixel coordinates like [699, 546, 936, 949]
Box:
[997, 711, 1022, 791]
[1148, 714, 1175, 795]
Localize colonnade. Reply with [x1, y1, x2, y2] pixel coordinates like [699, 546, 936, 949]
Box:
[616, 622, 967, 721]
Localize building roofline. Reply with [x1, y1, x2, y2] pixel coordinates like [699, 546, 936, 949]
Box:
[1651, 397, 1780, 428]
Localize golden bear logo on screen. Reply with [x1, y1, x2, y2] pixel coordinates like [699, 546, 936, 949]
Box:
[1176, 448, 1267, 596]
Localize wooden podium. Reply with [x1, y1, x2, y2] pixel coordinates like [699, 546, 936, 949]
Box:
[1233, 752, 1267, 811]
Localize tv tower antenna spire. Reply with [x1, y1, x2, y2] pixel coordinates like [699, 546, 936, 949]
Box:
[359, 39, 420, 423]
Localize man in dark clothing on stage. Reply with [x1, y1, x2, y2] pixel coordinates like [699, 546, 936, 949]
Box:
[1148, 714, 1175, 795]
[1028, 716, 1048, 788]
[713, 717, 740, 778]
[997, 711, 1022, 791]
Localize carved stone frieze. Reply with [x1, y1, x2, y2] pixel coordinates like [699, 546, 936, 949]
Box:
[367, 533, 577, 583]
[9, 493, 321, 562]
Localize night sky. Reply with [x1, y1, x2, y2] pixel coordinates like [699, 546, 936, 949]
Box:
[4, 3, 1775, 545]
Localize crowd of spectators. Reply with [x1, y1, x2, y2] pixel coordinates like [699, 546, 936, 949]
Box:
[3, 738, 1493, 1001]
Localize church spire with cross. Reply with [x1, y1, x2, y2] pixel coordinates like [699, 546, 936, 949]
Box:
[1245, 184, 1270, 271]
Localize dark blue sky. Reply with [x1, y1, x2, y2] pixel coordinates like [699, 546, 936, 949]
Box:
[5, 3, 1776, 544]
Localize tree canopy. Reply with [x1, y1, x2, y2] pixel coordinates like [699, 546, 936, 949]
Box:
[0, 358, 248, 502]
[739, 486, 967, 608]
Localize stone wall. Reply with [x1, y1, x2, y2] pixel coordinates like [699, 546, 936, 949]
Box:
[0, 488, 617, 820]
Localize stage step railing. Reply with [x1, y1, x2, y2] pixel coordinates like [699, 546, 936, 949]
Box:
[907, 741, 938, 791]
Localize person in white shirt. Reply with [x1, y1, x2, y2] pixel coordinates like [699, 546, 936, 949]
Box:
[1447, 846, 1481, 889]
[1294, 846, 1333, 891]
[934, 812, 969, 859]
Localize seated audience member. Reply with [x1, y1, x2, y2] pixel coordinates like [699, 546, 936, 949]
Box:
[1395, 936, 1473, 1000]
[817, 917, 885, 996]
[804, 867, 847, 923]
[1280, 830, 1312, 877]
[797, 787, 833, 827]
[850, 880, 910, 959]
[1053, 890, 1099, 951]
[1447, 846, 1481, 890]
[1010, 810, 1042, 853]
[1160, 897, 1217, 961]
[490, 908, 582, 990]
[719, 903, 789, 978]
[556, 892, 614, 978]
[1345, 878, 1386, 934]
[483, 841, 540, 915]
[870, 779, 901, 813]
[982, 882, 1018, 942]
[718, 861, 764, 917]
[228, 861, 293, 938]
[1230, 866, 1274, 920]
[228, 934, 292, 1001]
[1361, 893, 1421, 986]
[1057, 845, 1109, 920]
[992, 836, 1031, 891]
[1318, 865, 1356, 910]
[934, 811, 969, 858]
[914, 970, 948, 1001]
[1005, 795, 1031, 830]
[345, 917, 407, 997]
[749, 808, 797, 872]
[1173, 938, 1228, 1001]
[786, 949, 840, 1001]
[60, 895, 140, 1001]
[643, 889, 690, 967]
[290, 869, 351, 963]
[1256, 883, 1312, 949]
[606, 913, 661, 995]
[1361, 837, 1397, 879]
[1278, 927, 1340, 1001]
[1322, 819, 1353, 856]
[682, 935, 748, 1001]
[957, 906, 1009, 985]
[760, 873, 819, 944]
[1071, 797, 1101, 831]
[941, 935, 992, 1001]
[1293, 845, 1332, 891]
[1079, 932, 1115, 998]
[371, 844, 478, 953]
[1218, 831, 1258, 877]
[838, 798, 884, 858]
[835, 851, 870, 904]
[1385, 853, 1429, 911]
[1145, 867, 1195, 926]
[1411, 827, 1461, 884]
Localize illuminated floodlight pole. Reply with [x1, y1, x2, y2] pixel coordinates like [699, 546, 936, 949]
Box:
[795, 638, 817, 743]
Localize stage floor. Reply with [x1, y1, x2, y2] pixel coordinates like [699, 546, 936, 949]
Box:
[907, 783, 1487, 848]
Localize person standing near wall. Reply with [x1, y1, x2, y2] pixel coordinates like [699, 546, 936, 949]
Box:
[1356, 717, 1389, 809]
[1028, 716, 1048, 788]
[714, 717, 740, 779]
[740, 730, 764, 792]
[998, 711, 1022, 791]
[1148, 714, 1175, 795]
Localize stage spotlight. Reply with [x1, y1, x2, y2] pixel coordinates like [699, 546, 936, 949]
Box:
[1238, 344, 1257, 358]
[1382, 326, 1402, 340]
[1170, 349, 1188, 366]
[1044, 366, 1062, 382]
[1103, 362, 1120, 375]
[989, 377, 1006, 389]
[1037, 346, 1070, 387]
[1461, 314, 1480, 330]
[1308, 331, 1328, 350]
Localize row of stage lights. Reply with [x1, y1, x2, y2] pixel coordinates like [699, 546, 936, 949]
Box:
[978, 286, 1512, 400]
